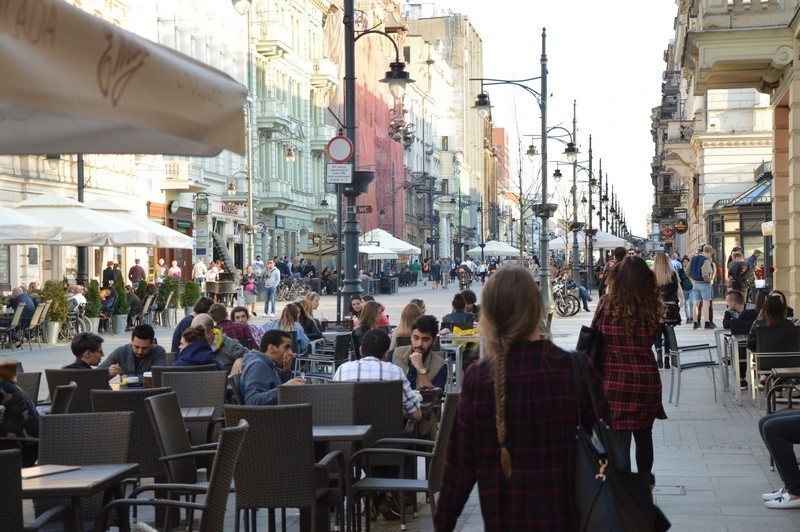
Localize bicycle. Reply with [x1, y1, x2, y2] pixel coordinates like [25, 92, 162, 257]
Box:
[59, 304, 92, 340]
[552, 278, 581, 317]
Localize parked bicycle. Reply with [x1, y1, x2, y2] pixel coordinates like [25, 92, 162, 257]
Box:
[552, 278, 581, 317]
[60, 303, 92, 340]
[277, 277, 311, 301]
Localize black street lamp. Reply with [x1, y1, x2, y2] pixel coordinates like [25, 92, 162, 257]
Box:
[470, 29, 556, 313]
[341, 0, 413, 315]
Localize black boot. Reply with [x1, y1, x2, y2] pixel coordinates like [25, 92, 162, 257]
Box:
[664, 352, 670, 369]
[656, 348, 663, 369]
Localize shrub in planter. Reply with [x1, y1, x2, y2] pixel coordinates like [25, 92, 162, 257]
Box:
[135, 280, 147, 303]
[84, 279, 102, 318]
[158, 276, 179, 309]
[115, 284, 131, 315]
[42, 280, 69, 323]
[183, 279, 201, 309]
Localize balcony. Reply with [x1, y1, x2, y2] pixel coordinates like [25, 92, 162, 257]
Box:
[162, 160, 206, 193]
[255, 98, 292, 131]
[254, 20, 292, 59]
[255, 179, 294, 213]
[309, 123, 337, 153]
[310, 58, 338, 90]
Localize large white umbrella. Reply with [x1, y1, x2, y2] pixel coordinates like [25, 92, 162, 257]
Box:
[549, 230, 629, 250]
[0, 206, 62, 244]
[467, 240, 520, 257]
[85, 199, 194, 249]
[0, 0, 246, 156]
[298, 243, 398, 260]
[12, 194, 155, 246]
[361, 229, 421, 255]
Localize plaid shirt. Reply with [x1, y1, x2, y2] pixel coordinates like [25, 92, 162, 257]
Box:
[218, 319, 256, 350]
[332, 357, 420, 416]
[434, 341, 609, 531]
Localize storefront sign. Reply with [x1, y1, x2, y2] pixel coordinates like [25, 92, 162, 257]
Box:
[674, 218, 688, 234]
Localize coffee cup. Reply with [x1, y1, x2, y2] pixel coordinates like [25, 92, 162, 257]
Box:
[126, 375, 140, 385]
[143, 372, 153, 388]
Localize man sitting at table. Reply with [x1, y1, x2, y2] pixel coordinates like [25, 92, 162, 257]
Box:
[723, 289, 759, 329]
[239, 330, 306, 405]
[392, 315, 448, 390]
[191, 313, 249, 374]
[99, 324, 167, 379]
[208, 303, 256, 349]
[333, 328, 420, 520]
[63, 332, 105, 369]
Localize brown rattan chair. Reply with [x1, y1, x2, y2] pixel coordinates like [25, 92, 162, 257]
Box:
[0, 305, 25, 349]
[95, 418, 249, 532]
[162, 371, 227, 444]
[348, 392, 460, 531]
[16, 371, 41, 404]
[43, 368, 110, 413]
[223, 404, 345, 532]
[91, 387, 172, 480]
[0, 448, 69, 531]
[48, 382, 77, 415]
[150, 364, 218, 388]
[20, 302, 46, 350]
[227, 373, 244, 405]
[35, 412, 133, 528]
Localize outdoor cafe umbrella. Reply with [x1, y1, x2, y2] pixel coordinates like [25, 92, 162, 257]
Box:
[467, 240, 520, 257]
[85, 199, 194, 249]
[548, 230, 629, 250]
[0, 205, 62, 244]
[0, 0, 247, 156]
[361, 228, 421, 255]
[12, 194, 155, 247]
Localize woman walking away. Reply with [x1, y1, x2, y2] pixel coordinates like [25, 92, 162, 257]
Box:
[595, 255, 667, 486]
[434, 266, 609, 530]
[653, 253, 682, 369]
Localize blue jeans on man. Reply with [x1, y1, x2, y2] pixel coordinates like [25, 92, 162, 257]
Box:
[264, 286, 277, 315]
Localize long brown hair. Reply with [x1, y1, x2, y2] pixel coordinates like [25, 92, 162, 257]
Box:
[279, 304, 300, 332]
[605, 256, 664, 336]
[358, 301, 382, 330]
[652, 253, 675, 287]
[763, 295, 788, 327]
[481, 266, 543, 479]
[394, 303, 423, 338]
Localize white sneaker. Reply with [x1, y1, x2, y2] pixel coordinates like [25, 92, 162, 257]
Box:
[765, 492, 800, 509]
[269, 312, 275, 318]
[762, 487, 786, 501]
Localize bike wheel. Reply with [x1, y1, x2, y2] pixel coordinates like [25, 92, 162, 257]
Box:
[79, 316, 93, 334]
[566, 295, 581, 316]
[554, 295, 570, 317]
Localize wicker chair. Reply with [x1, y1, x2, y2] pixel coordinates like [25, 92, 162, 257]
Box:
[91, 387, 172, 480]
[48, 382, 77, 415]
[16, 371, 41, 404]
[150, 364, 218, 388]
[0, 448, 69, 531]
[44, 368, 110, 413]
[20, 302, 47, 350]
[162, 371, 227, 444]
[223, 404, 345, 532]
[95, 419, 248, 532]
[228, 373, 244, 405]
[0, 305, 25, 349]
[35, 412, 132, 527]
[348, 392, 460, 531]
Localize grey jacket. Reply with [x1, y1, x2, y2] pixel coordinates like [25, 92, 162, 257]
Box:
[99, 344, 167, 378]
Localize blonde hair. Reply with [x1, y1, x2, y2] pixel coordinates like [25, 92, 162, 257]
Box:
[652, 253, 675, 287]
[480, 266, 543, 479]
[394, 303, 423, 338]
[279, 304, 301, 332]
[297, 299, 314, 320]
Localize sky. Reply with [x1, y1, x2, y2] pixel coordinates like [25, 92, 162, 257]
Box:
[427, 0, 679, 237]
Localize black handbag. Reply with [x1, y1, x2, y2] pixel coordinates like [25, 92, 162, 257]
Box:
[576, 300, 605, 374]
[570, 353, 671, 532]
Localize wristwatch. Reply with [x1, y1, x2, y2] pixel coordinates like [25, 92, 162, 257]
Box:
[417, 366, 428, 375]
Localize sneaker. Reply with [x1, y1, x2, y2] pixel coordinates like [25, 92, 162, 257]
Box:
[740, 379, 748, 391]
[765, 492, 800, 509]
[252, 312, 257, 317]
[762, 487, 786, 501]
[693, 321, 700, 330]
[269, 313, 275, 318]
[705, 321, 718, 329]
[376, 495, 401, 520]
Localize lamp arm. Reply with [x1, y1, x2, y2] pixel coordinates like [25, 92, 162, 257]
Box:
[472, 77, 543, 108]
[354, 29, 401, 63]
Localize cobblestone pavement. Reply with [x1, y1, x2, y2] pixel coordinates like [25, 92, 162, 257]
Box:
[10, 281, 800, 530]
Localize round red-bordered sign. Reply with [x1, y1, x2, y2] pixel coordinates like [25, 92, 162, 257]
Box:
[326, 136, 354, 163]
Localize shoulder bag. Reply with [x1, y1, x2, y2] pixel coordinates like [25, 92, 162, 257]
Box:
[575, 299, 606, 375]
[570, 352, 671, 532]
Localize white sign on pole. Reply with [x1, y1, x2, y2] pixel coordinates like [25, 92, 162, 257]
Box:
[326, 163, 353, 184]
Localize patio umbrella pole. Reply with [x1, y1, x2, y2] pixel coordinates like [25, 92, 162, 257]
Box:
[76, 153, 88, 286]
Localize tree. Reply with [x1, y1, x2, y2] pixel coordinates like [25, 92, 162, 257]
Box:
[42, 280, 69, 323]
[84, 279, 101, 318]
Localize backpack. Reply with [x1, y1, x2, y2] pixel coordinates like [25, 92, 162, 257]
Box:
[689, 254, 706, 281]
[677, 266, 693, 291]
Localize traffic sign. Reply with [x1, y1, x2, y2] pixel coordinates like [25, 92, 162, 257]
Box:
[356, 205, 373, 214]
[326, 163, 353, 184]
[326, 135, 354, 163]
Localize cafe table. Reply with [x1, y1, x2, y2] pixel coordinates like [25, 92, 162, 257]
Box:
[22, 462, 139, 532]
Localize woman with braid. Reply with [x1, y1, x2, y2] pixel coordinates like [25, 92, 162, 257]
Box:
[434, 266, 609, 530]
[595, 255, 667, 487]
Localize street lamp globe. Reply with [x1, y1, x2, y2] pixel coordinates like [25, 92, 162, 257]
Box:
[380, 62, 414, 101]
[231, 0, 250, 15]
[473, 93, 492, 120]
[564, 141, 579, 163]
[525, 144, 538, 161]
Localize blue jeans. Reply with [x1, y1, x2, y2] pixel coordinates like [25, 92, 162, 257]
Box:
[683, 289, 693, 320]
[759, 410, 800, 495]
[578, 285, 590, 309]
[264, 286, 277, 314]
